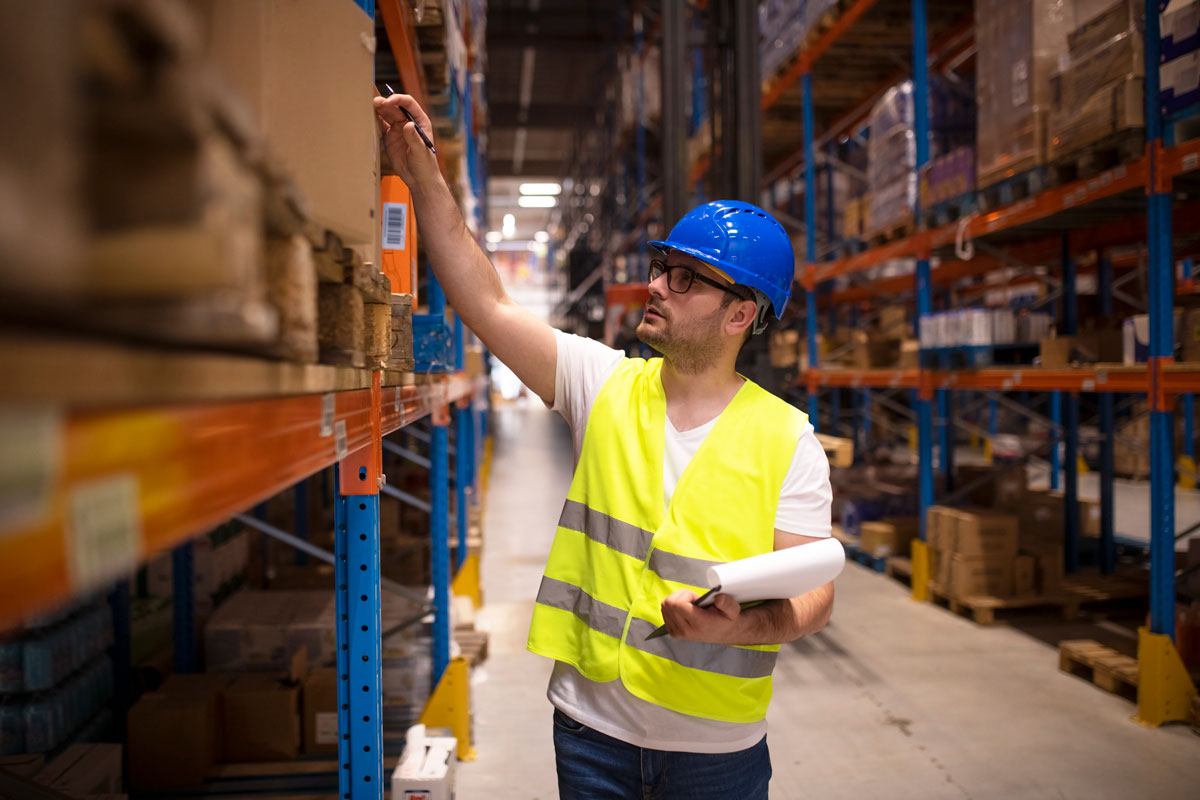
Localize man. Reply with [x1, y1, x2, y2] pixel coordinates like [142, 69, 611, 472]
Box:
[375, 93, 833, 800]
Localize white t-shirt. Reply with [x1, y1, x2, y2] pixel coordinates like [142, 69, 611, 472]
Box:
[545, 330, 833, 754]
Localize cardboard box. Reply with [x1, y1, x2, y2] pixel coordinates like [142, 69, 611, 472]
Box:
[898, 339, 920, 369]
[127, 682, 224, 789]
[1022, 489, 1065, 543]
[926, 505, 956, 551]
[391, 725, 457, 800]
[950, 555, 1015, 599]
[197, 0, 379, 244]
[1182, 307, 1200, 362]
[34, 744, 123, 797]
[1014, 554, 1037, 596]
[770, 329, 800, 367]
[957, 464, 1027, 508]
[878, 306, 909, 338]
[953, 510, 1019, 560]
[853, 331, 900, 369]
[222, 651, 305, 762]
[1022, 543, 1064, 595]
[860, 518, 920, 558]
[302, 667, 340, 755]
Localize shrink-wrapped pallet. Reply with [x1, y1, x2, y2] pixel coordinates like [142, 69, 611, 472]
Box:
[974, 0, 1074, 187]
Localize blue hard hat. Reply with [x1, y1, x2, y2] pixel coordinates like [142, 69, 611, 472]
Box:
[648, 200, 794, 319]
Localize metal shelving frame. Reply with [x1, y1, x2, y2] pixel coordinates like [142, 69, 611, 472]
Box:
[763, 0, 1199, 725]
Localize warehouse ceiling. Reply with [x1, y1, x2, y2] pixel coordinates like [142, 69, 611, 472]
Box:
[483, 0, 616, 240]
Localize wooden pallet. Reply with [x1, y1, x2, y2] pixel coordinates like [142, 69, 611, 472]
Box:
[1048, 129, 1145, 187]
[1059, 639, 1139, 702]
[977, 166, 1048, 211]
[454, 630, 489, 666]
[920, 193, 978, 229]
[864, 218, 916, 246]
[1061, 569, 1148, 605]
[927, 581, 1081, 626]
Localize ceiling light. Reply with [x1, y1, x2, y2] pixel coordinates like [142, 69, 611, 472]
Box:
[503, 213, 515, 227]
[534, 230, 550, 243]
[518, 196, 556, 208]
[485, 231, 503, 243]
[519, 182, 562, 196]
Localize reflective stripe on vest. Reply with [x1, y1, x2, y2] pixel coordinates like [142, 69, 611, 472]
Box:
[527, 356, 808, 723]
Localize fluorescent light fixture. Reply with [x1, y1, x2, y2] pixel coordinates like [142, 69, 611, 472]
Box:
[502, 213, 515, 227]
[518, 196, 556, 208]
[534, 230, 550, 243]
[485, 231, 503, 243]
[519, 182, 562, 196]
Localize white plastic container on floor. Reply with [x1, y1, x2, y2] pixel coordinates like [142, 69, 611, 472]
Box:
[391, 724, 457, 800]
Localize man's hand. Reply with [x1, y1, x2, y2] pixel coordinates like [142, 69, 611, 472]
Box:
[373, 93, 440, 190]
[660, 590, 742, 645]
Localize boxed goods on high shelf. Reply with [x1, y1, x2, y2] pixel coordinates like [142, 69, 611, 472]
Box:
[760, 0, 841, 80]
[919, 308, 1053, 351]
[0, 0, 401, 369]
[1048, 0, 1145, 171]
[144, 521, 250, 621]
[1161, 0, 1200, 114]
[0, 598, 114, 755]
[974, 0, 1074, 189]
[867, 77, 975, 236]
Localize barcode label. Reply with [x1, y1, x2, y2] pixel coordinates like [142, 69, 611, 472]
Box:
[382, 202, 408, 250]
[68, 474, 141, 589]
[320, 394, 336, 437]
[334, 420, 348, 460]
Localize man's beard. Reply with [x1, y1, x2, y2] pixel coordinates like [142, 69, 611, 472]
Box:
[636, 304, 726, 374]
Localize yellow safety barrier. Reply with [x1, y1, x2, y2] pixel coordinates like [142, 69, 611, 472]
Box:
[452, 553, 482, 609]
[910, 540, 930, 603]
[420, 656, 477, 761]
[1178, 455, 1196, 490]
[1135, 627, 1197, 727]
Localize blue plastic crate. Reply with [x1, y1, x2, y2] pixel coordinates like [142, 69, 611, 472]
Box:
[412, 314, 454, 373]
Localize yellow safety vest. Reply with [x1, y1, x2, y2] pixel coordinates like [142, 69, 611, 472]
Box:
[527, 357, 808, 723]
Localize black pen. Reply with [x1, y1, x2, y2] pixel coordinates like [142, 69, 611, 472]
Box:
[384, 83, 437, 155]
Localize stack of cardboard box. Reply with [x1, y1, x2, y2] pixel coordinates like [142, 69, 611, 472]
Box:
[927, 507, 1022, 599]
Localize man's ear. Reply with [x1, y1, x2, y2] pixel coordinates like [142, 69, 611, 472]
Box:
[725, 299, 757, 337]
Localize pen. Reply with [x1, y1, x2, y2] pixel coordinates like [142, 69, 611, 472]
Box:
[384, 83, 437, 155]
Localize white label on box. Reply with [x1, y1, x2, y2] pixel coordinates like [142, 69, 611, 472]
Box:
[383, 202, 408, 250]
[1012, 61, 1029, 107]
[315, 712, 339, 745]
[334, 420, 349, 461]
[321, 394, 336, 437]
[0, 408, 62, 535]
[67, 473, 141, 589]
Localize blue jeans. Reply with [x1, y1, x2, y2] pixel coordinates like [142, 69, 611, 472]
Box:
[552, 708, 771, 799]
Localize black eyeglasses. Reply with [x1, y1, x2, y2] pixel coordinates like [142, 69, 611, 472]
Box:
[648, 259, 751, 301]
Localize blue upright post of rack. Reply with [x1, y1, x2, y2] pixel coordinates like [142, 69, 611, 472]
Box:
[335, 374, 386, 798]
[913, 0, 935, 540]
[1145, 0, 1176, 640]
[108, 580, 131, 738]
[803, 71, 820, 428]
[1184, 393, 1196, 463]
[294, 479, 309, 566]
[1098, 249, 1116, 573]
[1062, 233, 1080, 572]
[1050, 391, 1062, 491]
[454, 315, 469, 572]
[172, 542, 196, 673]
[428, 274, 452, 685]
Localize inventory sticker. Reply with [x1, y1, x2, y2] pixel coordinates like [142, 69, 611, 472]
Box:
[0, 407, 63, 535]
[67, 473, 142, 589]
[334, 420, 349, 461]
[321, 393, 336, 436]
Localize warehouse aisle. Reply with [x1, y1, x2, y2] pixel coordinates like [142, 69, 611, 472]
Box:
[458, 404, 1200, 799]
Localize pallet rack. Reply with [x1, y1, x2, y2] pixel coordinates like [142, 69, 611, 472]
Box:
[759, 0, 1198, 727]
[0, 2, 490, 798]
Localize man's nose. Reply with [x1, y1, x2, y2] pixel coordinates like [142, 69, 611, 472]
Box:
[647, 273, 669, 299]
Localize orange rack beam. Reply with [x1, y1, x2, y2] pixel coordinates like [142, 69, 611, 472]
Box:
[803, 368, 921, 389]
[0, 373, 479, 628]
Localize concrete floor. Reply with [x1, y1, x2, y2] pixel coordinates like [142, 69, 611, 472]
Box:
[458, 402, 1200, 799]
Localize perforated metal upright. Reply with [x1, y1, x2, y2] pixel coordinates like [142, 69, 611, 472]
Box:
[912, 0, 935, 542]
[802, 71, 820, 428]
[334, 374, 385, 799]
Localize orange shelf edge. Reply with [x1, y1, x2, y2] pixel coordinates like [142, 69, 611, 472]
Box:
[0, 374, 482, 628]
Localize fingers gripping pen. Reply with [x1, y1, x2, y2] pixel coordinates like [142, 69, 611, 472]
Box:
[384, 83, 437, 155]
